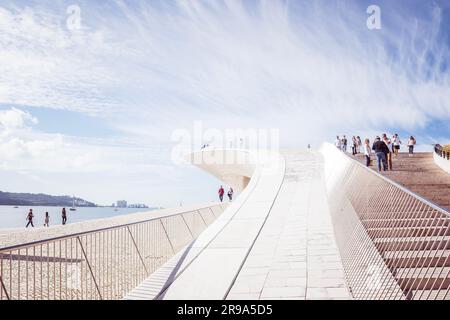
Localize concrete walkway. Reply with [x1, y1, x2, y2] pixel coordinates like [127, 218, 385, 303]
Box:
[227, 151, 350, 300]
[125, 150, 350, 300]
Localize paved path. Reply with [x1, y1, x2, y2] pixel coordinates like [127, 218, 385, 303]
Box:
[227, 151, 350, 300]
[125, 151, 350, 300]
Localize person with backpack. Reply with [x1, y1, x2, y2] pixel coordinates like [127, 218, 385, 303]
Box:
[227, 188, 234, 202]
[372, 136, 390, 172]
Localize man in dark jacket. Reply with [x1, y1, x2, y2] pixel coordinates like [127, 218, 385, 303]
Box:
[372, 137, 389, 171]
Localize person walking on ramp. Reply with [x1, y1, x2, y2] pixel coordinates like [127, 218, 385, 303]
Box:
[218, 186, 225, 202]
[227, 188, 234, 202]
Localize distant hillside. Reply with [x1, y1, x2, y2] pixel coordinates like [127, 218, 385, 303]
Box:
[0, 191, 97, 207]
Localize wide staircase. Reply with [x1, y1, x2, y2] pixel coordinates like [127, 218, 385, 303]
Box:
[351, 152, 450, 300]
[354, 152, 450, 211]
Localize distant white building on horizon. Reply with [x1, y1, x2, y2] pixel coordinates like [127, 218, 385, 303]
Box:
[116, 200, 127, 208]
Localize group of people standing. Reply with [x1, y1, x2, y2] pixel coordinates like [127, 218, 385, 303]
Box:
[336, 133, 417, 172]
[26, 207, 68, 228]
[218, 186, 234, 202]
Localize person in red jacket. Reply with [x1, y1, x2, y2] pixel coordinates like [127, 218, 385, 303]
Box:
[218, 186, 225, 202]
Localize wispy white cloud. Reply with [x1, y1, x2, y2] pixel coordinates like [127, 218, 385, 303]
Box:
[1, 1, 449, 141]
[0, 0, 449, 204]
[0, 107, 199, 205]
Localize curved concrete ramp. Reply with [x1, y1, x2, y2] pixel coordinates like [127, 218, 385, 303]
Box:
[157, 149, 286, 299]
[185, 149, 258, 192]
[125, 149, 350, 300]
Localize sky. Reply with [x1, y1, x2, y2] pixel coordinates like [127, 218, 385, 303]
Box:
[0, 0, 449, 206]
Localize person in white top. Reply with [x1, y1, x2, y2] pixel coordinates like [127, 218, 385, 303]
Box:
[408, 136, 416, 157]
[364, 138, 372, 167]
[392, 134, 402, 156]
[356, 136, 362, 154]
[335, 136, 341, 149]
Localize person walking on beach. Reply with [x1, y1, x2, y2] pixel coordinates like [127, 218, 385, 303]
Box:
[364, 138, 372, 167]
[26, 209, 34, 228]
[44, 212, 50, 227]
[62, 207, 67, 225]
[227, 188, 234, 202]
[372, 137, 389, 172]
[392, 134, 402, 156]
[382, 134, 393, 170]
[408, 136, 416, 156]
[218, 186, 225, 202]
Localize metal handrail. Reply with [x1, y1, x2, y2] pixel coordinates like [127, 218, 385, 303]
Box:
[0, 203, 227, 300]
[323, 143, 450, 300]
[0, 204, 222, 252]
[345, 151, 450, 217]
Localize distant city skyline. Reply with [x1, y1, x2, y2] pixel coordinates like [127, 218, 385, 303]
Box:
[0, 0, 449, 206]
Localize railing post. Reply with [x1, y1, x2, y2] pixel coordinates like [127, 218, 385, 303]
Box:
[180, 214, 195, 239]
[198, 210, 208, 226]
[0, 275, 10, 300]
[159, 219, 176, 254]
[77, 237, 102, 300]
[209, 207, 217, 218]
[126, 226, 148, 274]
[0, 204, 222, 301]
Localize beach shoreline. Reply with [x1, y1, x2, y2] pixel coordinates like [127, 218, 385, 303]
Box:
[0, 202, 222, 249]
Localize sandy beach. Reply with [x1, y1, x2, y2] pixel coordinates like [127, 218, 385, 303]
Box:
[0, 202, 223, 250]
[0, 202, 226, 300]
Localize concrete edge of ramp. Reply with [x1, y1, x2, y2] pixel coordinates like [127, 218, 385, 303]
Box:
[125, 149, 286, 300]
